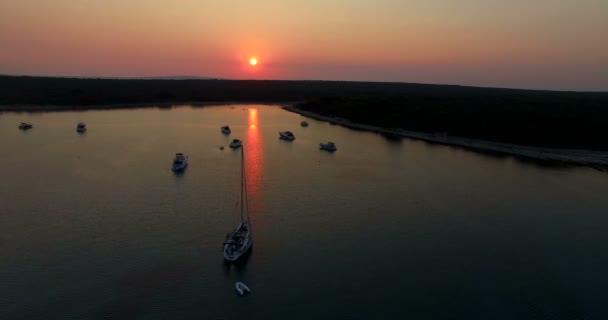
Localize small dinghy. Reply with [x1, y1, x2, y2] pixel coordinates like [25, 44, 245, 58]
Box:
[235, 281, 251, 296]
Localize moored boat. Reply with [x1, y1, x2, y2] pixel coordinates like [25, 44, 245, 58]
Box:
[229, 139, 242, 149]
[18, 122, 33, 130]
[76, 122, 87, 132]
[279, 131, 295, 141]
[320, 142, 337, 152]
[171, 153, 188, 172]
[223, 148, 253, 262]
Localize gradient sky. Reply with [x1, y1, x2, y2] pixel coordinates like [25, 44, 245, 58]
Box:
[1, 0, 607, 91]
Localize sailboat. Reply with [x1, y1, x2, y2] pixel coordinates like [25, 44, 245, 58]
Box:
[223, 147, 253, 262]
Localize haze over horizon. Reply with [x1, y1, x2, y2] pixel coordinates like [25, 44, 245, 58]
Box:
[1, 0, 607, 91]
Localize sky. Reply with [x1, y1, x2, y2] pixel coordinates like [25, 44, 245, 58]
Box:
[1, 0, 607, 91]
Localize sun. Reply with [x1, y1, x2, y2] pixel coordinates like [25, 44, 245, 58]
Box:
[249, 57, 258, 66]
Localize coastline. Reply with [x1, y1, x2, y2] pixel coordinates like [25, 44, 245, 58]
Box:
[4, 100, 607, 169]
[283, 105, 608, 169]
[0, 101, 294, 112]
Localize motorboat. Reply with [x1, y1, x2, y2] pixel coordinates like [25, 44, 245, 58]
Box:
[235, 281, 251, 296]
[76, 122, 87, 133]
[223, 148, 253, 262]
[229, 139, 242, 149]
[171, 153, 188, 172]
[279, 131, 295, 141]
[18, 122, 33, 130]
[300, 121, 309, 127]
[221, 125, 231, 134]
[320, 142, 337, 152]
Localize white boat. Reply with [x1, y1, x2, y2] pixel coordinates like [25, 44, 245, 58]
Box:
[223, 148, 253, 262]
[229, 139, 242, 149]
[18, 122, 33, 130]
[279, 131, 295, 141]
[235, 281, 251, 296]
[221, 125, 231, 134]
[300, 121, 309, 127]
[320, 142, 337, 152]
[76, 122, 87, 133]
[171, 153, 188, 172]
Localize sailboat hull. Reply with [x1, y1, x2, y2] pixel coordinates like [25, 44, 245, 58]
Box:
[223, 222, 253, 262]
[223, 147, 253, 263]
[223, 240, 252, 262]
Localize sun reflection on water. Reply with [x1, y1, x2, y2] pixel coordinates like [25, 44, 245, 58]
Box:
[245, 108, 262, 219]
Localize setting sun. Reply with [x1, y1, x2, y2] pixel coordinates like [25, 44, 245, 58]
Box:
[249, 57, 258, 66]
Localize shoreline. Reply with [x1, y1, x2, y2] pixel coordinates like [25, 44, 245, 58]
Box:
[0, 101, 295, 112]
[3, 101, 607, 169]
[283, 105, 608, 170]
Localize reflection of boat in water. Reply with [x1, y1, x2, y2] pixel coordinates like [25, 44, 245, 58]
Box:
[221, 125, 231, 134]
[320, 142, 337, 152]
[18, 122, 33, 130]
[235, 281, 251, 296]
[223, 148, 253, 262]
[229, 139, 242, 149]
[76, 122, 87, 133]
[300, 121, 309, 127]
[279, 131, 295, 141]
[171, 153, 188, 172]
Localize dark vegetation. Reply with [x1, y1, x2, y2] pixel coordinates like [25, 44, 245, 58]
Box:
[2, 75, 607, 150]
[297, 91, 608, 150]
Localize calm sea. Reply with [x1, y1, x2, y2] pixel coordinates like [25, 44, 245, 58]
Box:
[1, 105, 607, 319]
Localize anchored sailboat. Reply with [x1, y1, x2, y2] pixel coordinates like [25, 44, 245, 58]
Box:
[223, 147, 253, 262]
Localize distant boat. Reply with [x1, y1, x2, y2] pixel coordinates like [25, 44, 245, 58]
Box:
[320, 142, 338, 152]
[171, 153, 188, 172]
[76, 122, 87, 133]
[223, 147, 253, 262]
[235, 281, 251, 296]
[300, 121, 309, 127]
[279, 131, 295, 141]
[229, 139, 242, 149]
[18, 122, 33, 130]
[221, 125, 231, 134]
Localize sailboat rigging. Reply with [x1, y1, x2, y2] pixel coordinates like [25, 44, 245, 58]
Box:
[223, 147, 253, 261]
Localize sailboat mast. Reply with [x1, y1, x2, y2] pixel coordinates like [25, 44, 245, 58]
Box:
[240, 147, 244, 223]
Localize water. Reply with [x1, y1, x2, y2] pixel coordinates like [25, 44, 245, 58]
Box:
[1, 105, 607, 319]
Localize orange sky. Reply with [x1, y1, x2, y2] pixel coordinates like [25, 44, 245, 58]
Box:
[1, 0, 607, 90]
